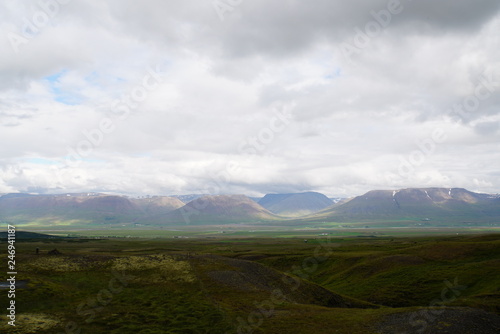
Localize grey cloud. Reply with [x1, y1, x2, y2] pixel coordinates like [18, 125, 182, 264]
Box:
[473, 121, 499, 136]
[208, 0, 500, 60]
[0, 1, 499, 196]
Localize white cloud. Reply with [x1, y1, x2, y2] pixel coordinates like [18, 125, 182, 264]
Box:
[0, 0, 499, 197]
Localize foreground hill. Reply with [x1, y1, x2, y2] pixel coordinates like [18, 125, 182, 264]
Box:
[2, 234, 499, 333]
[309, 187, 500, 224]
[148, 194, 281, 225]
[258, 191, 333, 217]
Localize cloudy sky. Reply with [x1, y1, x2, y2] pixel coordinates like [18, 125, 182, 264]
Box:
[0, 0, 499, 197]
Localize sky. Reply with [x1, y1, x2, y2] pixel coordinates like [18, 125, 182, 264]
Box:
[0, 0, 499, 198]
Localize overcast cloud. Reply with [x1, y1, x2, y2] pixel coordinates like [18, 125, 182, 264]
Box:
[0, 0, 499, 197]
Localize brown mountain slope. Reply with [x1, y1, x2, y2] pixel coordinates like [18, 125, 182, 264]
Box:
[131, 196, 185, 215]
[0, 193, 140, 224]
[306, 187, 500, 223]
[145, 194, 282, 225]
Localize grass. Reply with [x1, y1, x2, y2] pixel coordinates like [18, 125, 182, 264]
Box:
[0, 232, 498, 333]
[16, 224, 500, 239]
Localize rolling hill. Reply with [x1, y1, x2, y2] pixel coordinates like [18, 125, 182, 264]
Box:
[258, 191, 333, 217]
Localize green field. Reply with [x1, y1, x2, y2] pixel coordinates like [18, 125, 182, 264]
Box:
[21, 224, 500, 239]
[1, 231, 499, 333]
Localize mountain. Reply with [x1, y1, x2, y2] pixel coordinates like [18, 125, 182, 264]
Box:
[1, 188, 498, 227]
[330, 197, 348, 204]
[131, 196, 185, 215]
[0, 193, 278, 226]
[258, 192, 333, 217]
[309, 188, 500, 223]
[171, 194, 208, 203]
[0, 193, 141, 225]
[146, 194, 281, 225]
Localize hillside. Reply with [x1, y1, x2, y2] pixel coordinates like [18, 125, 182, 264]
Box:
[0, 193, 141, 225]
[309, 187, 500, 224]
[2, 234, 499, 333]
[149, 194, 281, 225]
[0, 193, 282, 226]
[130, 196, 185, 215]
[258, 191, 333, 217]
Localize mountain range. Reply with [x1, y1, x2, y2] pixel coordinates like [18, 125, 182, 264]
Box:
[0, 188, 498, 227]
[148, 194, 280, 225]
[308, 187, 500, 224]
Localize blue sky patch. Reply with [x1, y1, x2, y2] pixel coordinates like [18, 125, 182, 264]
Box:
[26, 158, 58, 165]
[44, 70, 83, 105]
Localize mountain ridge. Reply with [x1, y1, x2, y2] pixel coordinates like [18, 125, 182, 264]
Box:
[151, 194, 281, 225]
[307, 187, 500, 223]
[1, 187, 498, 226]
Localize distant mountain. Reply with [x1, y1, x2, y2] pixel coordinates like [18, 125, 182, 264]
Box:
[147, 194, 280, 225]
[1, 188, 498, 227]
[0, 193, 36, 199]
[309, 188, 500, 223]
[258, 192, 333, 217]
[0, 193, 141, 225]
[0, 193, 278, 226]
[330, 197, 348, 204]
[131, 196, 185, 215]
[172, 194, 208, 203]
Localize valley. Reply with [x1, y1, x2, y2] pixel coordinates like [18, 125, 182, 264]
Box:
[1, 188, 499, 332]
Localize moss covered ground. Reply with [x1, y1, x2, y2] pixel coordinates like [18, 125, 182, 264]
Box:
[0, 233, 499, 333]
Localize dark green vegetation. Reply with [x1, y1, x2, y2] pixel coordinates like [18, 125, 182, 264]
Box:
[1, 233, 499, 333]
[0, 231, 65, 240]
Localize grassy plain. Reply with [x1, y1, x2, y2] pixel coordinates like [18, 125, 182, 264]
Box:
[1, 230, 499, 333]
